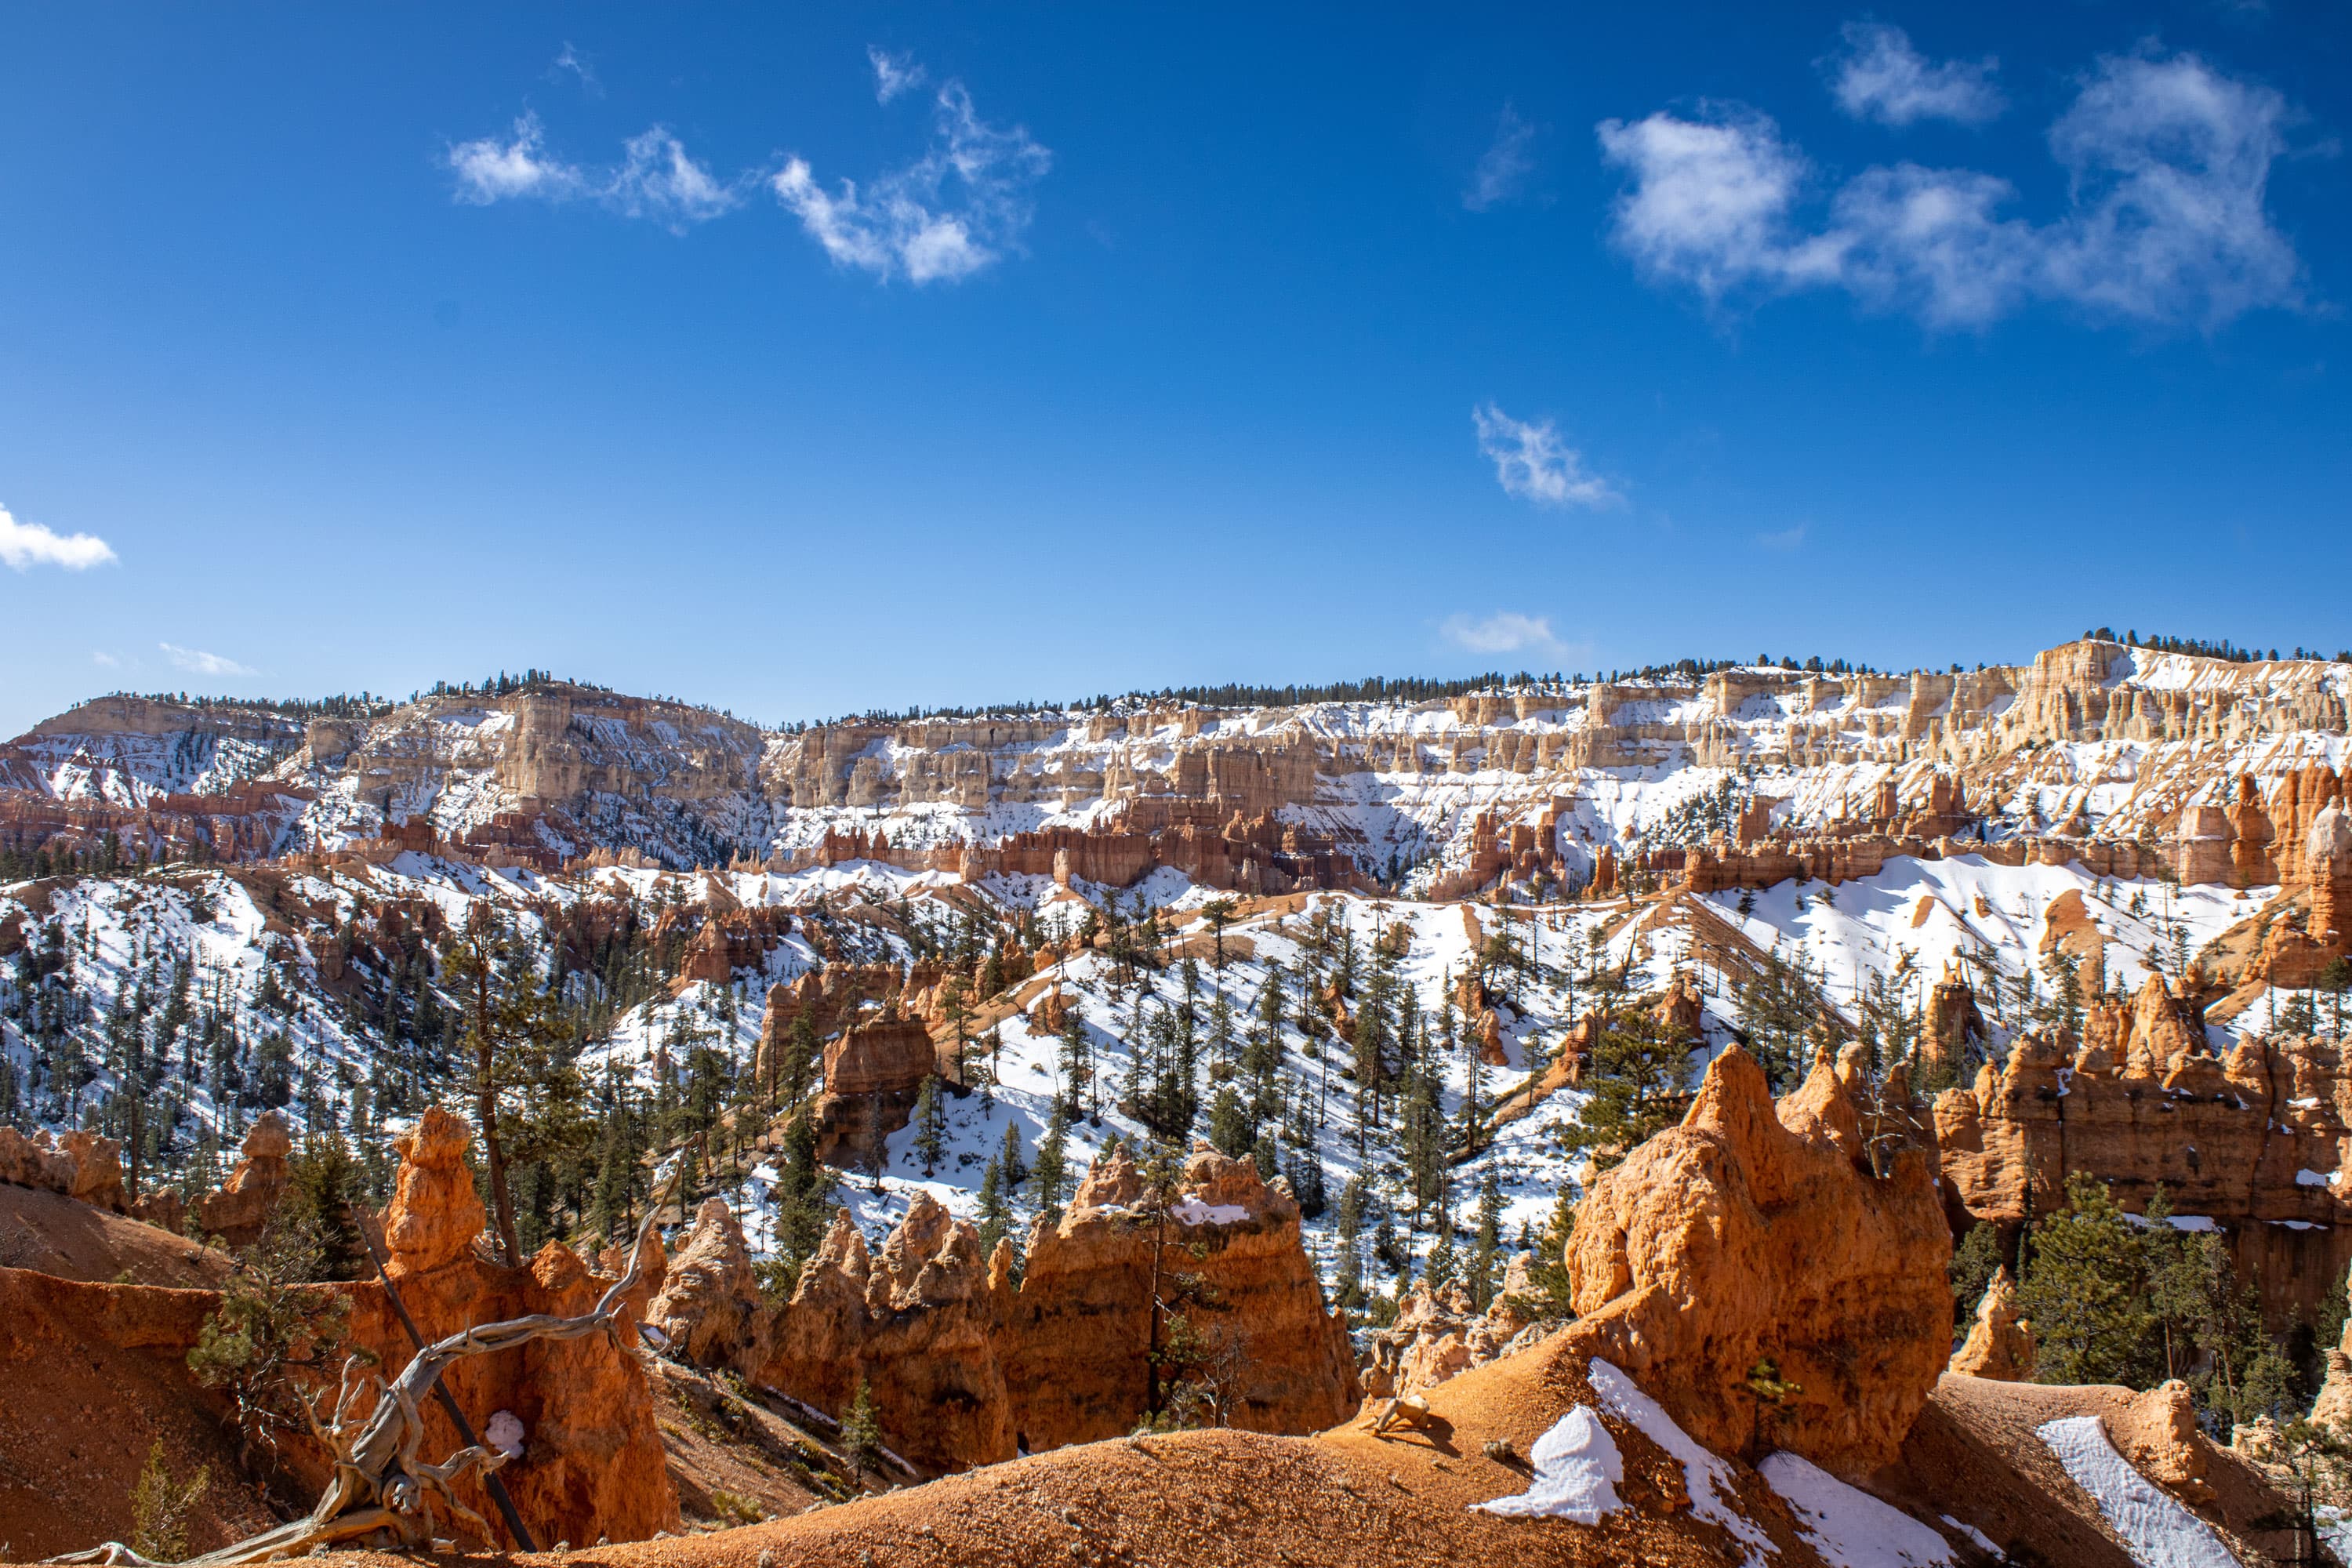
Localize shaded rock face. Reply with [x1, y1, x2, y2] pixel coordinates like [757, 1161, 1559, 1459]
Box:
[1000, 1146, 1359, 1453]
[372, 1105, 677, 1545]
[1934, 1014, 2352, 1327]
[1949, 1266, 2035, 1381]
[1561, 1047, 1951, 1476]
[755, 1194, 1011, 1472]
[676, 1148, 1359, 1471]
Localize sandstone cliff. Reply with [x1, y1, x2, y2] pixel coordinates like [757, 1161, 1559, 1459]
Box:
[1933, 1014, 2352, 1325]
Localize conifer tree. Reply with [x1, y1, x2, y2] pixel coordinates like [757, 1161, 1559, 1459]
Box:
[1563, 1011, 1695, 1172]
[1468, 1161, 1505, 1311]
[1033, 1099, 1073, 1222]
[996, 1118, 1029, 1193]
[2016, 1173, 2158, 1388]
[1206, 1083, 1252, 1160]
[1330, 1177, 1367, 1313]
[841, 1377, 882, 1478]
[911, 1075, 947, 1176]
[976, 1153, 1018, 1265]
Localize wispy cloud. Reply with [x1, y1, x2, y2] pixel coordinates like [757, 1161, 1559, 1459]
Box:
[869, 46, 927, 105]
[1826, 22, 2003, 127]
[1472, 404, 1622, 510]
[774, 79, 1051, 285]
[1598, 49, 2304, 329]
[1755, 523, 1809, 550]
[91, 651, 120, 668]
[158, 643, 256, 678]
[0, 503, 116, 571]
[446, 114, 741, 233]
[1464, 103, 1538, 212]
[552, 42, 601, 97]
[1443, 612, 1567, 658]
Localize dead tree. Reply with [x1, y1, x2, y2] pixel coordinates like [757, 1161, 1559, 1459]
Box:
[51, 1164, 678, 1566]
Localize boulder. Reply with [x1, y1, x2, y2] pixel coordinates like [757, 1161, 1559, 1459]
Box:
[1561, 1047, 1951, 1475]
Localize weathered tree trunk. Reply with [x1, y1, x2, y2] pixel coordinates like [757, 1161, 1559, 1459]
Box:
[50, 1163, 677, 1567]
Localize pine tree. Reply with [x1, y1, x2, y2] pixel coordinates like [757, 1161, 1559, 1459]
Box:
[976, 1153, 1019, 1271]
[996, 1118, 1029, 1192]
[911, 1075, 947, 1177]
[280, 1133, 367, 1282]
[2016, 1173, 2159, 1388]
[1563, 1011, 1696, 1172]
[1033, 1100, 1073, 1222]
[1468, 1161, 1505, 1311]
[1331, 1178, 1367, 1313]
[840, 1376, 882, 1479]
[1206, 1083, 1252, 1159]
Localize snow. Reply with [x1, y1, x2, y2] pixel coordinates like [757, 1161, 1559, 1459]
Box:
[483, 1409, 527, 1459]
[1169, 1198, 1251, 1226]
[1760, 1451, 1953, 1566]
[1472, 1406, 1624, 1523]
[1588, 1360, 1775, 1566]
[2296, 1168, 2331, 1187]
[1940, 1515, 2003, 1559]
[2034, 1417, 2241, 1568]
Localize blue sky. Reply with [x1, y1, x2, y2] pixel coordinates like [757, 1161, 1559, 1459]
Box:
[2, 3, 2346, 735]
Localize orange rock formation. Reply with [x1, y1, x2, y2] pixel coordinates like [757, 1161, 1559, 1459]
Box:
[1560, 1046, 1951, 1474]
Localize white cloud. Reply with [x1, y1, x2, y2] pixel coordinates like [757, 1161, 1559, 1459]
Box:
[91, 651, 120, 668]
[158, 643, 256, 677]
[1472, 404, 1623, 510]
[1465, 104, 1537, 212]
[869, 46, 927, 105]
[1828, 23, 2004, 127]
[2040, 52, 2302, 326]
[553, 42, 601, 97]
[607, 129, 742, 228]
[1595, 109, 1824, 303]
[0, 503, 117, 571]
[1598, 49, 2304, 328]
[446, 114, 739, 232]
[774, 81, 1051, 285]
[1755, 524, 1809, 550]
[1443, 612, 1567, 658]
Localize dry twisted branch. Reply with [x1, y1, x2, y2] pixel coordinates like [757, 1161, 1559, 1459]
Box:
[51, 1161, 679, 1566]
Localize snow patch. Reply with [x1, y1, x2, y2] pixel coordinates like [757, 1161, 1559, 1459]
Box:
[1940, 1515, 2003, 1559]
[1588, 1360, 1775, 1564]
[1169, 1197, 1251, 1227]
[483, 1409, 527, 1460]
[1760, 1451, 1953, 1566]
[1473, 1406, 1624, 1523]
[2035, 1416, 2240, 1568]
[2296, 1168, 2331, 1188]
